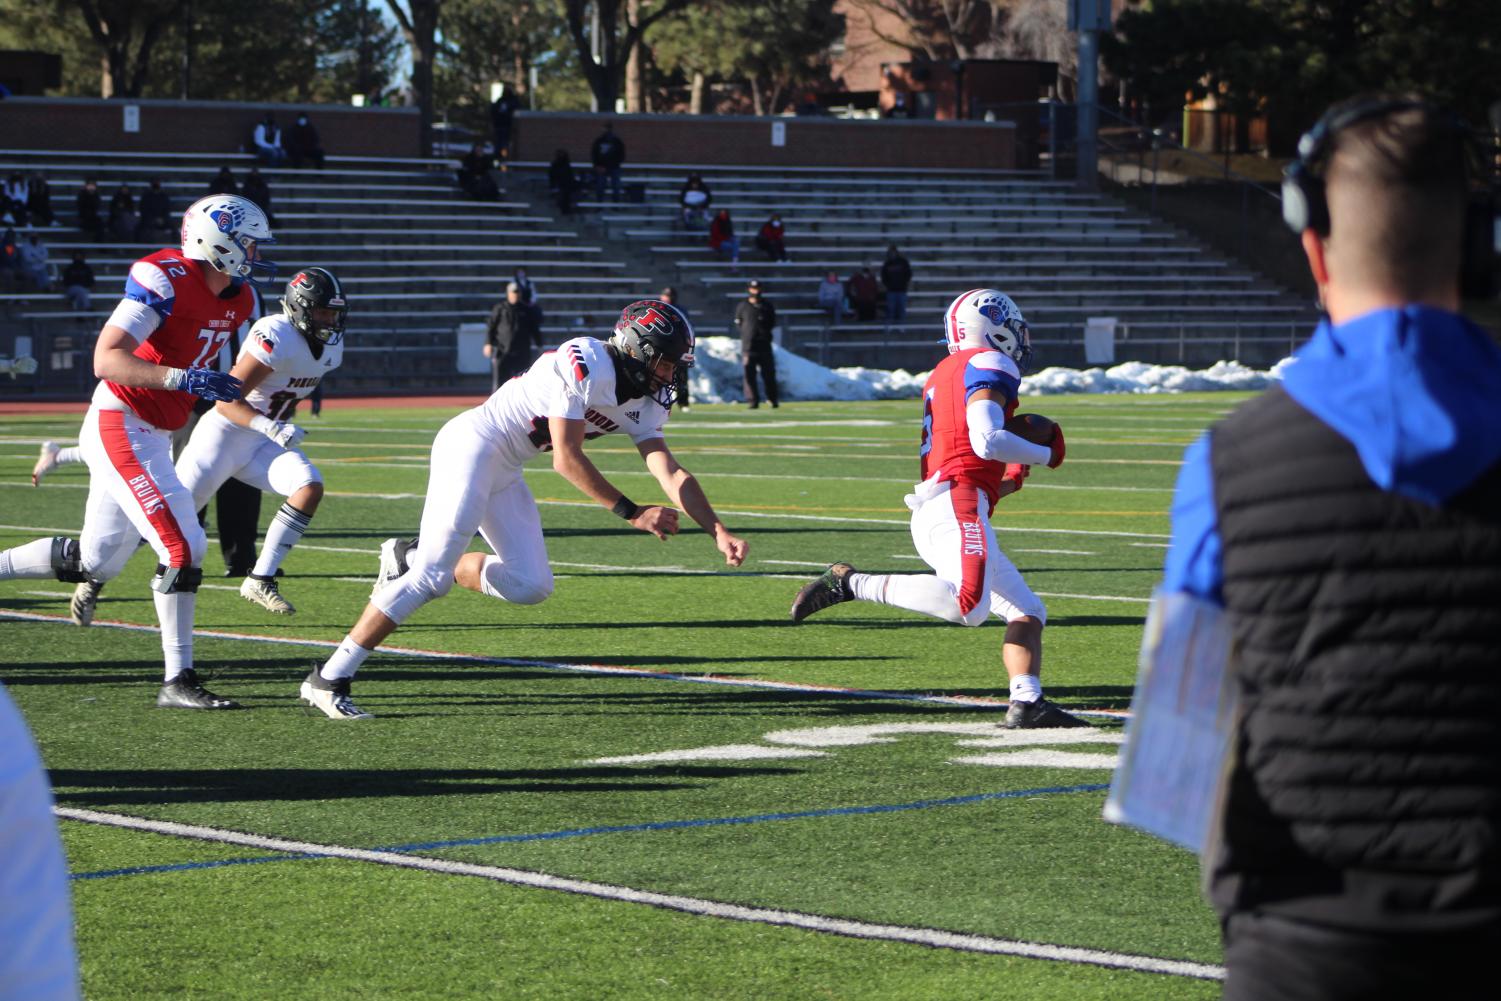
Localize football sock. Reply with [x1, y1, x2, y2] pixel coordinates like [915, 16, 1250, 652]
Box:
[321, 636, 372, 681]
[252, 502, 312, 578]
[0, 538, 61, 579]
[155, 590, 195, 682]
[56, 446, 83, 465]
[856, 572, 970, 624]
[1009, 674, 1042, 704]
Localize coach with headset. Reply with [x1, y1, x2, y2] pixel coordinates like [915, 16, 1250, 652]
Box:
[1160, 95, 1501, 999]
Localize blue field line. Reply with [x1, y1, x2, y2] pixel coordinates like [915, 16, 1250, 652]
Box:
[67, 781, 1108, 882]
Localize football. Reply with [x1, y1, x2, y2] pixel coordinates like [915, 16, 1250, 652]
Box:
[1004, 412, 1056, 445]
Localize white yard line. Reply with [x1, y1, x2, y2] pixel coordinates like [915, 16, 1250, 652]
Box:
[53, 806, 1219, 981]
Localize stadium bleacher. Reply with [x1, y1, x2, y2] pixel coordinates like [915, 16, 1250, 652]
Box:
[1, 148, 1318, 397]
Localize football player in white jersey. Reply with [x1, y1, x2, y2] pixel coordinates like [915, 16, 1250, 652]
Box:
[175, 267, 347, 614]
[301, 299, 748, 719]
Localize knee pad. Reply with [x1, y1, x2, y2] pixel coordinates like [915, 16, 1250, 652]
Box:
[152, 564, 203, 594]
[51, 537, 89, 583]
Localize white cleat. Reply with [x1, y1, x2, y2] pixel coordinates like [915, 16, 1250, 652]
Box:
[241, 575, 295, 615]
[70, 578, 103, 626]
[300, 671, 374, 719]
[372, 537, 416, 598]
[32, 441, 59, 486]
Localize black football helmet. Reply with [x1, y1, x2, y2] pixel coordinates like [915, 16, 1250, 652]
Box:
[282, 267, 348, 346]
[610, 299, 694, 407]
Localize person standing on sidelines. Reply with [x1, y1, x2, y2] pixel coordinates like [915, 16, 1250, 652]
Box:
[735, 279, 778, 408]
[1162, 96, 1501, 1001]
[789, 289, 1080, 729]
[175, 267, 348, 615]
[302, 300, 747, 719]
[483, 281, 543, 391]
[0, 194, 273, 710]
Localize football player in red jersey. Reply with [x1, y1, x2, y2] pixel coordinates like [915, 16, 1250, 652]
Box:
[0, 194, 274, 710]
[790, 289, 1084, 729]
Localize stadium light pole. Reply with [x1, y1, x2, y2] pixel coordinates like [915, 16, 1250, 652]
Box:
[1069, 0, 1111, 191]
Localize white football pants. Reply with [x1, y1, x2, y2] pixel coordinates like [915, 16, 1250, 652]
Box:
[876, 476, 1045, 627]
[175, 409, 321, 509]
[372, 410, 554, 624]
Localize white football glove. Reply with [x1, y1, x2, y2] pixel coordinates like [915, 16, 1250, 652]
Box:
[250, 414, 307, 449]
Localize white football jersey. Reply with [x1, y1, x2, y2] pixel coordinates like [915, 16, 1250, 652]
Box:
[472, 336, 668, 467]
[240, 313, 343, 421]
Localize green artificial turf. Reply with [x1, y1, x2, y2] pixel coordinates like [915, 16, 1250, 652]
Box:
[1, 396, 1243, 999]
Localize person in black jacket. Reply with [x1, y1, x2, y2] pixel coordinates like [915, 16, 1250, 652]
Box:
[484, 282, 542, 391]
[287, 113, 326, 169]
[880, 243, 912, 321]
[1160, 95, 1501, 1001]
[734, 279, 778, 408]
[61, 251, 94, 310]
[75, 179, 103, 240]
[590, 120, 625, 202]
[241, 168, 274, 225]
[547, 149, 579, 215]
[135, 177, 172, 241]
[207, 166, 238, 196]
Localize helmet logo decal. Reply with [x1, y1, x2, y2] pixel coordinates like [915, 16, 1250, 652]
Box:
[210, 209, 237, 233]
[979, 303, 1004, 324]
[634, 306, 672, 335]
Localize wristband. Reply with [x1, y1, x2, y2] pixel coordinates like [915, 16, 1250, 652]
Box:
[611, 495, 640, 520]
[162, 367, 186, 390]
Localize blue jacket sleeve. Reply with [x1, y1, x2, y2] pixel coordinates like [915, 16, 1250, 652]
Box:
[1161, 433, 1224, 605]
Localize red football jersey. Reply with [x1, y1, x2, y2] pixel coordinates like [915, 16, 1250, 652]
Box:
[105, 250, 255, 431]
[918, 347, 1023, 516]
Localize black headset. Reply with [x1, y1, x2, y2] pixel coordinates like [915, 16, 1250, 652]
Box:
[1281, 97, 1497, 299]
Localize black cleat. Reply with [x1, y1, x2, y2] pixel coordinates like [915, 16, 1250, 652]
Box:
[789, 562, 857, 623]
[157, 668, 242, 710]
[1003, 697, 1089, 729]
[300, 670, 374, 720]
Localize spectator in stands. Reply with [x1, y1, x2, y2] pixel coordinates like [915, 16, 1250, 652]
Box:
[590, 120, 625, 202]
[287, 112, 326, 169]
[61, 250, 94, 311]
[709, 209, 740, 265]
[75, 179, 103, 239]
[17, 232, 50, 291]
[208, 166, 238, 195]
[135, 177, 172, 242]
[490, 85, 519, 171]
[2, 173, 28, 227]
[253, 111, 288, 165]
[679, 172, 711, 230]
[511, 266, 537, 305]
[0, 228, 17, 291]
[548, 149, 580, 215]
[736, 279, 779, 408]
[457, 142, 500, 201]
[755, 212, 789, 262]
[242, 167, 274, 225]
[660, 285, 691, 411]
[26, 172, 56, 227]
[483, 281, 543, 392]
[816, 270, 846, 323]
[846, 265, 880, 321]
[885, 93, 910, 119]
[107, 183, 138, 241]
[880, 243, 913, 321]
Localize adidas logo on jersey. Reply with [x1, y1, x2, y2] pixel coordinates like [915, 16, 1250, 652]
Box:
[625, 410, 641, 423]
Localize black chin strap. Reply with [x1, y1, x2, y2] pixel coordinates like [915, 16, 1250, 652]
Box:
[608, 343, 650, 405]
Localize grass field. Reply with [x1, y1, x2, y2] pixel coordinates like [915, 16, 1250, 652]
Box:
[0, 394, 1242, 1000]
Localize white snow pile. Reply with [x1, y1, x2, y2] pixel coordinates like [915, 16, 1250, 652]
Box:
[687, 336, 1291, 403]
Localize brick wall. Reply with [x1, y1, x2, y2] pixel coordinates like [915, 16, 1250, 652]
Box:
[0, 97, 420, 158]
[513, 111, 1016, 171]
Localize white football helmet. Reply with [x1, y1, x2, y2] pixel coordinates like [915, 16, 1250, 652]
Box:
[943, 288, 1032, 368]
[180, 194, 276, 285]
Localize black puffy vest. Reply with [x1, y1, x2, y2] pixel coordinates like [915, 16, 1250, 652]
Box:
[1205, 386, 1501, 931]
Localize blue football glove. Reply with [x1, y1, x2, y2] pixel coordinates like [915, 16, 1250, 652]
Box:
[177, 367, 243, 402]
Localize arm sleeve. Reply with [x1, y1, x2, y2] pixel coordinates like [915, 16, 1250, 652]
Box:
[104, 260, 175, 339]
[1161, 433, 1225, 605]
[966, 399, 1053, 464]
